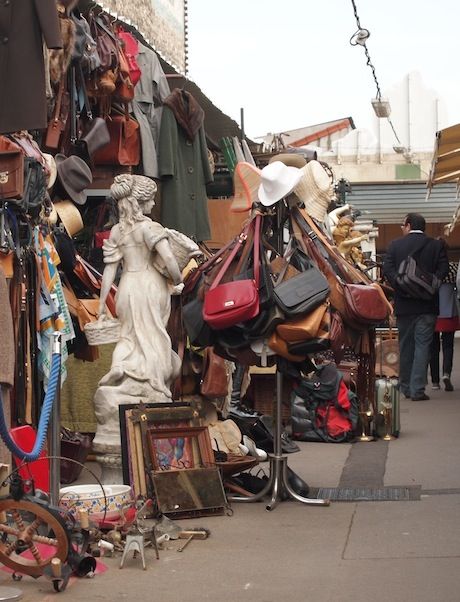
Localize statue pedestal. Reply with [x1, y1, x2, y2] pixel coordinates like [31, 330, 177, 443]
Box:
[95, 453, 124, 485]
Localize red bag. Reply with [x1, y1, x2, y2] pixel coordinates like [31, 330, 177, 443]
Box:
[203, 215, 261, 330]
[343, 282, 390, 327]
[117, 29, 141, 86]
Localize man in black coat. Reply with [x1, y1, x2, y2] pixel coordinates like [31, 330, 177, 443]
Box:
[383, 213, 448, 400]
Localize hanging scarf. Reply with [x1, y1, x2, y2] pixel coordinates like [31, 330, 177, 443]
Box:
[34, 228, 74, 389]
[163, 88, 204, 141]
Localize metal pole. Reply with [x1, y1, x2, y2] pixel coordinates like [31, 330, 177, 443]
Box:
[240, 107, 245, 142]
[49, 332, 62, 507]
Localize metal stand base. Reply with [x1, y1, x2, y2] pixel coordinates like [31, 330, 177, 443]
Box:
[228, 455, 330, 510]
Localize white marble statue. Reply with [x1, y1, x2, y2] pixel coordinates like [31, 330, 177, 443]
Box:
[92, 174, 192, 468]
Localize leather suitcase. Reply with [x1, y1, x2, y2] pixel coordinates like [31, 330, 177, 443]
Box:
[375, 376, 400, 437]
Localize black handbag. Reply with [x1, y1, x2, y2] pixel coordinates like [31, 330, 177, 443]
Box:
[273, 250, 329, 318]
[182, 297, 214, 348]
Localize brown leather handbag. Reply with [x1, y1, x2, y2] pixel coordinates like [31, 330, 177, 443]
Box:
[268, 330, 306, 363]
[93, 108, 140, 166]
[45, 76, 69, 150]
[200, 347, 229, 398]
[276, 302, 329, 343]
[342, 282, 391, 328]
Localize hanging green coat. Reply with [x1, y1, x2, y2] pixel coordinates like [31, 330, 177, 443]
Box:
[158, 103, 213, 242]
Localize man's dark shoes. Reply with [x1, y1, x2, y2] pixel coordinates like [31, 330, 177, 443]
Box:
[411, 393, 430, 401]
[442, 375, 454, 392]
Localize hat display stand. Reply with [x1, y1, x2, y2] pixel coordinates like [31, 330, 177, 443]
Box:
[227, 201, 330, 510]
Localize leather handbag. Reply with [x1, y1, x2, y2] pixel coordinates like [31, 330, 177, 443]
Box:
[93, 108, 140, 166]
[200, 347, 229, 398]
[330, 310, 347, 362]
[342, 282, 391, 327]
[73, 254, 117, 317]
[117, 29, 141, 86]
[203, 215, 261, 330]
[273, 247, 329, 318]
[182, 297, 214, 348]
[0, 150, 24, 199]
[45, 76, 69, 150]
[287, 308, 331, 355]
[268, 330, 306, 363]
[276, 301, 329, 343]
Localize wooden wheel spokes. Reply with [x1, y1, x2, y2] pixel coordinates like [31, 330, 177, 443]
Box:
[0, 499, 69, 578]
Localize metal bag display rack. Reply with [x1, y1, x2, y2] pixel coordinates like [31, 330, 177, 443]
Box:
[227, 203, 330, 511]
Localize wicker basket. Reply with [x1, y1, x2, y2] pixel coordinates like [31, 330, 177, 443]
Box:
[84, 318, 121, 346]
[153, 229, 202, 277]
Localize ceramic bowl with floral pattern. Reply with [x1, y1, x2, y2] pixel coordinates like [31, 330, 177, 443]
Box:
[59, 484, 133, 521]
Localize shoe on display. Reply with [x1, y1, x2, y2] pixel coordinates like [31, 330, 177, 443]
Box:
[411, 393, 430, 401]
[431, 383, 440, 390]
[442, 375, 454, 392]
[242, 435, 268, 461]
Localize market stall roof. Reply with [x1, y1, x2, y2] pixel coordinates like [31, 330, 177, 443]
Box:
[279, 117, 355, 148]
[427, 123, 460, 191]
[346, 181, 458, 225]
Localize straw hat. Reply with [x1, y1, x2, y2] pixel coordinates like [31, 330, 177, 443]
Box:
[42, 153, 57, 189]
[231, 162, 261, 213]
[53, 200, 84, 237]
[293, 160, 333, 222]
[257, 161, 302, 207]
[269, 153, 307, 169]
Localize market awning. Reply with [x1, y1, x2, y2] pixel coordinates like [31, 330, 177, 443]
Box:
[427, 123, 460, 192]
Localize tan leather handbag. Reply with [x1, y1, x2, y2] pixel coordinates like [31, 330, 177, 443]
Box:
[276, 302, 329, 343]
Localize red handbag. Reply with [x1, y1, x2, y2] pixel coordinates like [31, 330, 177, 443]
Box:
[203, 215, 261, 330]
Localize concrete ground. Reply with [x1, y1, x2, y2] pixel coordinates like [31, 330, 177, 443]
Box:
[3, 348, 460, 602]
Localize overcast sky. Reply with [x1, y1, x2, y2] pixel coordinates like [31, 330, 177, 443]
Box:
[187, 0, 460, 140]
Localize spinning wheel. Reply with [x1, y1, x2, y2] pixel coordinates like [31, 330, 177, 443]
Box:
[0, 498, 69, 578]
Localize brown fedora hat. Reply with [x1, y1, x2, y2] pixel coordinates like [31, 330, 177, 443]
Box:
[269, 153, 307, 169]
[55, 154, 93, 205]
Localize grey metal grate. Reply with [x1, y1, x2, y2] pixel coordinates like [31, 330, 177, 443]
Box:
[315, 486, 420, 502]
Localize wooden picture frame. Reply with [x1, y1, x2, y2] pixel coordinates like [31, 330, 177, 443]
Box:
[147, 426, 215, 472]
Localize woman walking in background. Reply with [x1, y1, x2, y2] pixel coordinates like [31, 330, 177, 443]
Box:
[430, 261, 459, 392]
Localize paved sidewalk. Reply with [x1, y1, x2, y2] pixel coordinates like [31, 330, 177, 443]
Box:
[3, 350, 460, 602]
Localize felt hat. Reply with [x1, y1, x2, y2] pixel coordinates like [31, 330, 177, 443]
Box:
[269, 153, 307, 169]
[52, 200, 84, 237]
[293, 160, 333, 222]
[231, 162, 261, 213]
[42, 153, 57, 189]
[257, 161, 302, 207]
[55, 154, 93, 206]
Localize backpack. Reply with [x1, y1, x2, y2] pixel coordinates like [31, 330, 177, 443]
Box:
[395, 238, 441, 300]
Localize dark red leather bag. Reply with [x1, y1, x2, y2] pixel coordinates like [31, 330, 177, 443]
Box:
[343, 283, 390, 327]
[203, 215, 261, 330]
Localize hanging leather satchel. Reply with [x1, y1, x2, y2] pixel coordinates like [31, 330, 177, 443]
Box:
[200, 347, 229, 398]
[93, 108, 140, 166]
[203, 216, 261, 330]
[45, 76, 70, 151]
[0, 150, 24, 200]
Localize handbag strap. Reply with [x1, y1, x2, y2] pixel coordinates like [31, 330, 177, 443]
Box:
[52, 76, 66, 125]
[295, 208, 369, 285]
[209, 214, 260, 291]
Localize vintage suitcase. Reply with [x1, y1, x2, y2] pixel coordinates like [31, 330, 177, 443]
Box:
[375, 376, 400, 438]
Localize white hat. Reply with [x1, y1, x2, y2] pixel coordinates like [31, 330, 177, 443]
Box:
[293, 160, 333, 222]
[257, 161, 302, 207]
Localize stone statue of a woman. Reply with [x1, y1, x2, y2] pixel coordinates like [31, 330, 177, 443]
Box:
[92, 174, 194, 465]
